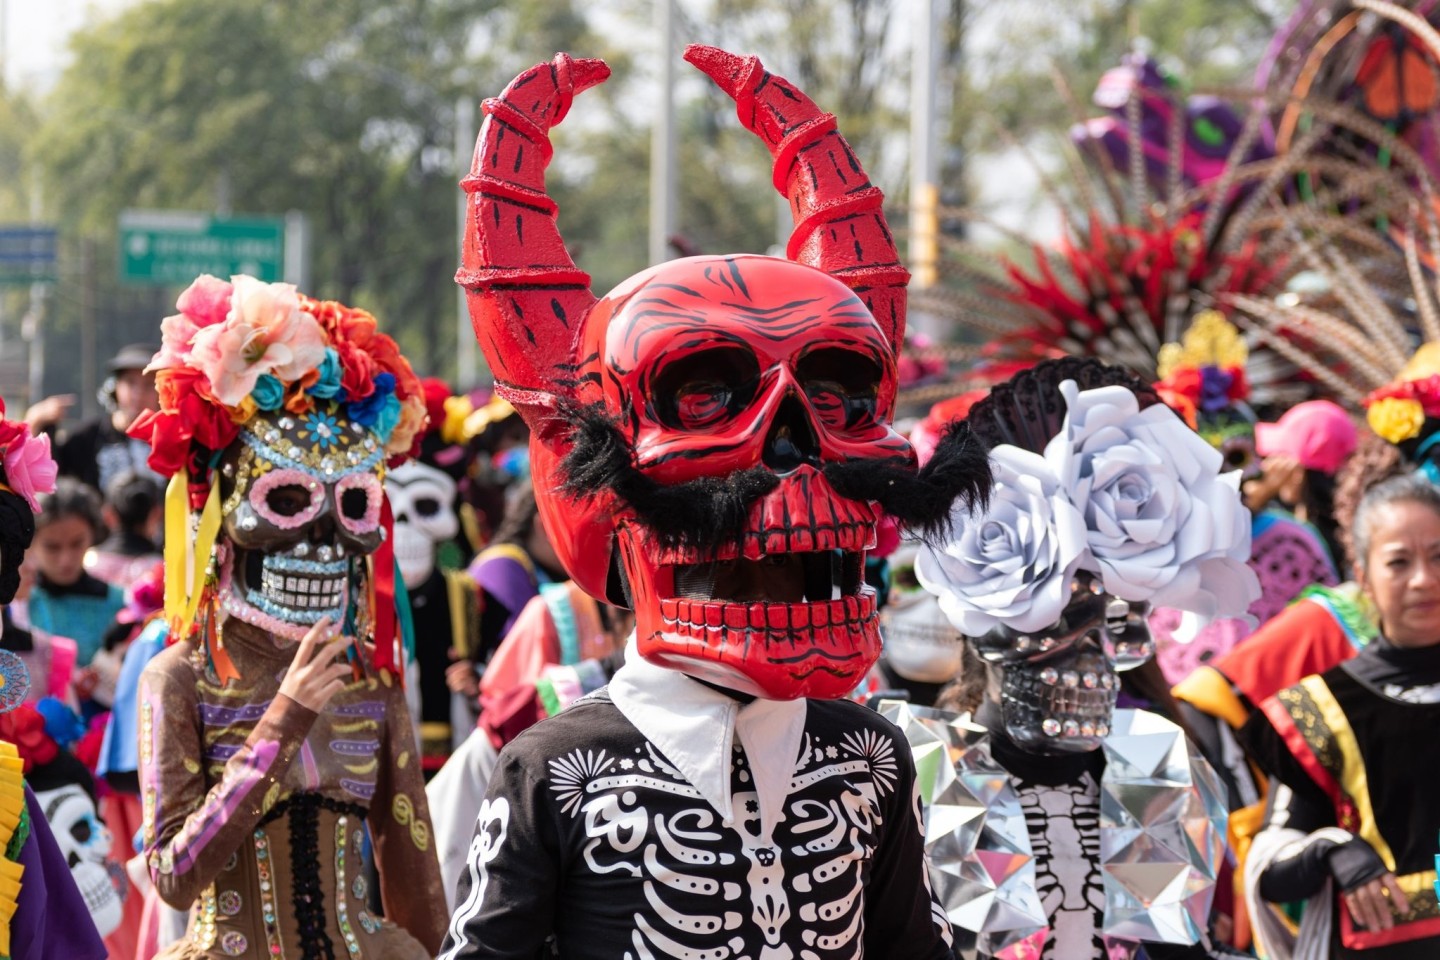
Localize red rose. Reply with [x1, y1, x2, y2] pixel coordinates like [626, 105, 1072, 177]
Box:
[0, 704, 58, 773]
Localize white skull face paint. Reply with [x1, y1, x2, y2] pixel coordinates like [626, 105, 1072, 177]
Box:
[385, 461, 459, 589]
[36, 784, 122, 937]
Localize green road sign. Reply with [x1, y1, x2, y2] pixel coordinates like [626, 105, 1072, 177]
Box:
[119, 210, 285, 285]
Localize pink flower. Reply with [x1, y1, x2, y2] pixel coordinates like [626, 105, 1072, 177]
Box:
[1, 430, 57, 513]
[189, 276, 328, 407]
[148, 275, 235, 372]
[177, 274, 234, 327]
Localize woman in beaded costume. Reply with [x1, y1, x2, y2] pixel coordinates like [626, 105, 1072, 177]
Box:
[125, 275, 446, 959]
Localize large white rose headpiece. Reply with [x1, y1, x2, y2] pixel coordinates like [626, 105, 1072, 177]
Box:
[917, 380, 1258, 637]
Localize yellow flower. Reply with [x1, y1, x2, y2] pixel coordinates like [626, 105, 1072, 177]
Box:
[229, 396, 258, 424]
[1367, 397, 1426, 444]
[1399, 343, 1440, 383]
[441, 395, 474, 445]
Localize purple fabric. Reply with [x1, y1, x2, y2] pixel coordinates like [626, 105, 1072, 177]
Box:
[10, 785, 107, 960]
[470, 554, 540, 638]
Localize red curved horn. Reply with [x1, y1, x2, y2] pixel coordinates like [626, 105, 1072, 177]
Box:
[457, 54, 610, 420]
[684, 45, 909, 354]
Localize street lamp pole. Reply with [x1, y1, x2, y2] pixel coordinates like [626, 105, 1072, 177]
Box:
[455, 94, 480, 388]
[649, 0, 678, 267]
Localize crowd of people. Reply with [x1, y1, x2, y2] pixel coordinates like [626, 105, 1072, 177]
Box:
[2, 6, 1440, 960]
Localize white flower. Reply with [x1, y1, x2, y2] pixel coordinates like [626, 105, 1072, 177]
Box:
[916, 445, 1089, 636]
[1043, 381, 1259, 619]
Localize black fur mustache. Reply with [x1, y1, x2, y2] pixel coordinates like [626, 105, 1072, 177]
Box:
[558, 402, 779, 552]
[822, 418, 991, 544]
[555, 403, 990, 552]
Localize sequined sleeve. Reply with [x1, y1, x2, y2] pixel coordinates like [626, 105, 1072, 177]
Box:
[138, 650, 317, 910]
[370, 673, 447, 954]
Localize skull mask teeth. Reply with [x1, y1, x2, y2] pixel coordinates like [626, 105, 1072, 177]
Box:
[639, 468, 884, 699]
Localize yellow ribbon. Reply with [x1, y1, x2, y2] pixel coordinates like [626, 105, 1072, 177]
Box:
[164, 474, 223, 640]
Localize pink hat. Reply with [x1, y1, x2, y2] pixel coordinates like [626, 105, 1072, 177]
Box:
[1254, 400, 1357, 475]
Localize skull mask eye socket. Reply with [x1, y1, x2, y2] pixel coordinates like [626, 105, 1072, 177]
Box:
[250, 469, 324, 529]
[796, 347, 881, 431]
[653, 347, 760, 431]
[336, 473, 383, 534]
[267, 485, 313, 518]
[414, 497, 441, 518]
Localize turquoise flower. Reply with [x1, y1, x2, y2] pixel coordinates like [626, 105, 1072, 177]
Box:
[303, 410, 341, 449]
[251, 374, 285, 411]
[308, 348, 342, 400]
[373, 392, 402, 443]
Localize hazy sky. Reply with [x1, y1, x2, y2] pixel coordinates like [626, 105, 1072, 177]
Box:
[2, 0, 135, 92]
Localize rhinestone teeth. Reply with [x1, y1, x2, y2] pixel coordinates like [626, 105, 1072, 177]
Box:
[1042, 718, 1061, 737]
[1039, 667, 1059, 686]
[1082, 672, 1098, 689]
[1061, 671, 1079, 688]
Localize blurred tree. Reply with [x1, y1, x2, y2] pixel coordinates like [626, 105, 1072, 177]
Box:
[0, 88, 38, 222]
[29, 0, 600, 386]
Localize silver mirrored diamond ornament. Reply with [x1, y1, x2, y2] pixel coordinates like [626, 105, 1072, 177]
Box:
[1099, 709, 1228, 946]
[878, 700, 1049, 960]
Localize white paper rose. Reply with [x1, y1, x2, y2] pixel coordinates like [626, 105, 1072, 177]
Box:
[916, 444, 1089, 636]
[1043, 380, 1259, 619]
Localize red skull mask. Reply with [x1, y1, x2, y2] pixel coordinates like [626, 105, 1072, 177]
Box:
[459, 46, 916, 699]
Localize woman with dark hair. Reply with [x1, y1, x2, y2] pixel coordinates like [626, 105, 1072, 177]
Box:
[1244, 473, 1440, 958]
[85, 469, 163, 589]
[26, 479, 124, 677]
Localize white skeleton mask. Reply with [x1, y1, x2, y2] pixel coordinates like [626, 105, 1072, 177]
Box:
[36, 784, 121, 936]
[385, 461, 459, 589]
[881, 589, 965, 684]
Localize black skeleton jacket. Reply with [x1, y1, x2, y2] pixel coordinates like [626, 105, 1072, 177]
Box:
[437, 673, 953, 960]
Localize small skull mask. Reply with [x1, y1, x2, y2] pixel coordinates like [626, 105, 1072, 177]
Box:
[37, 784, 122, 937]
[217, 403, 387, 641]
[385, 461, 459, 590]
[973, 572, 1154, 755]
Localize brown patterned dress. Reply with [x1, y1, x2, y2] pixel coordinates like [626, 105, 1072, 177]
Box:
[138, 619, 446, 958]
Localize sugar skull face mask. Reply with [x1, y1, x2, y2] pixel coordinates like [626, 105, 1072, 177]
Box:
[217, 403, 387, 642]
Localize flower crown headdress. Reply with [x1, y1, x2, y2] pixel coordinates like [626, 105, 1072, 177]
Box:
[917, 361, 1258, 638]
[127, 275, 425, 677]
